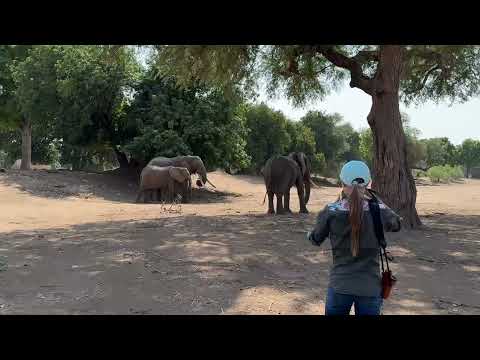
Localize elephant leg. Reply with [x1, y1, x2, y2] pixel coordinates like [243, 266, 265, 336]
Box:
[188, 180, 192, 202]
[135, 190, 143, 203]
[276, 193, 285, 215]
[183, 182, 190, 203]
[159, 187, 166, 202]
[168, 181, 175, 203]
[284, 191, 293, 214]
[267, 191, 275, 214]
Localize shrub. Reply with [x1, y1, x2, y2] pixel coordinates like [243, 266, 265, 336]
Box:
[427, 165, 464, 183]
[449, 165, 464, 180]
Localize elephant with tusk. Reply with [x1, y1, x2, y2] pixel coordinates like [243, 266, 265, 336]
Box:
[262, 152, 313, 215]
[136, 165, 191, 204]
[147, 155, 216, 189]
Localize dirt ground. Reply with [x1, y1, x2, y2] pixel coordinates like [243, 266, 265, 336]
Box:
[0, 168, 479, 315]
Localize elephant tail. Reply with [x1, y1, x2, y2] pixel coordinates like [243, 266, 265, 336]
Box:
[262, 192, 267, 205]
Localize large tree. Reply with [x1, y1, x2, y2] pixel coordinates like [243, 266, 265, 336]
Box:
[459, 139, 480, 177]
[0, 45, 36, 170]
[300, 111, 346, 164]
[54, 45, 141, 170]
[243, 102, 291, 172]
[153, 45, 480, 227]
[421, 137, 458, 168]
[125, 74, 251, 172]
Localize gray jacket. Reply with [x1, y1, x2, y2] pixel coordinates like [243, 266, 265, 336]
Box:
[308, 195, 401, 297]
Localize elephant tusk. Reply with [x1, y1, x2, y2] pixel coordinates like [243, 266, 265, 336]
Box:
[206, 179, 217, 188]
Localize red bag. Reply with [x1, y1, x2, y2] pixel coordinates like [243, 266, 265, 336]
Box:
[380, 248, 397, 300]
[368, 190, 397, 300]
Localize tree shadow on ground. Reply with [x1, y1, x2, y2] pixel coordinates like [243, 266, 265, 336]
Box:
[0, 169, 239, 205]
[1, 212, 479, 314]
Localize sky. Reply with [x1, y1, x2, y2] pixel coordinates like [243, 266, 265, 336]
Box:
[257, 84, 480, 146]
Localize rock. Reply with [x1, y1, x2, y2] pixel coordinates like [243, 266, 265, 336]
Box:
[0, 168, 5, 173]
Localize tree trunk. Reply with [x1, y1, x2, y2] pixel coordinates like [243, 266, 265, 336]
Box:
[114, 148, 130, 169]
[20, 119, 32, 170]
[367, 46, 422, 228]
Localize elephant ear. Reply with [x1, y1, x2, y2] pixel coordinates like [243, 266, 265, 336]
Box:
[169, 167, 188, 182]
[301, 153, 311, 177]
[306, 155, 312, 175]
[291, 152, 306, 176]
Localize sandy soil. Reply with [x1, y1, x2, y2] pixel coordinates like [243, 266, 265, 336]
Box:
[0, 169, 479, 315]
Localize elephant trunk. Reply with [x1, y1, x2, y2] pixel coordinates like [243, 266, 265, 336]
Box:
[197, 167, 216, 188]
[304, 167, 311, 204]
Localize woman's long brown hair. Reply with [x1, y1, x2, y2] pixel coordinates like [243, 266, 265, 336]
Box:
[348, 184, 364, 257]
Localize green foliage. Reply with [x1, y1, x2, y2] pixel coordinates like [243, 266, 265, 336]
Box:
[413, 169, 427, 178]
[125, 74, 251, 172]
[1, 45, 141, 170]
[337, 122, 361, 162]
[358, 127, 374, 167]
[421, 137, 458, 168]
[285, 121, 316, 156]
[300, 111, 345, 162]
[154, 45, 480, 110]
[402, 46, 480, 105]
[0, 45, 32, 129]
[400, 113, 428, 168]
[10, 46, 62, 125]
[54, 45, 141, 150]
[427, 165, 464, 183]
[427, 166, 446, 183]
[311, 152, 327, 174]
[154, 46, 261, 101]
[458, 138, 480, 176]
[244, 103, 291, 172]
[126, 128, 191, 162]
[0, 126, 60, 166]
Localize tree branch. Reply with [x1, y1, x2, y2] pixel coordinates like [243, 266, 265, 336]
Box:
[352, 50, 379, 64]
[312, 46, 374, 95]
[411, 65, 441, 93]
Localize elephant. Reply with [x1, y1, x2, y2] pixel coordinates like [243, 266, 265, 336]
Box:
[136, 165, 191, 204]
[147, 155, 216, 188]
[262, 152, 313, 215]
[172, 175, 193, 203]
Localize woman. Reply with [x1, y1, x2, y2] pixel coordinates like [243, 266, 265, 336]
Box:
[307, 160, 401, 315]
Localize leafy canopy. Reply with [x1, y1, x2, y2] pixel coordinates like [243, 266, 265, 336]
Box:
[154, 45, 480, 107]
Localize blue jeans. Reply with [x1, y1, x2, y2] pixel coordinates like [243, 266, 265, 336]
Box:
[325, 287, 383, 315]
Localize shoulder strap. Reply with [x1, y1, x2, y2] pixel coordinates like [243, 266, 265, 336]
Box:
[367, 190, 391, 271]
[367, 191, 386, 249]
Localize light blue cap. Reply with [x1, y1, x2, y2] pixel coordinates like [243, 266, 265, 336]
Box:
[339, 160, 371, 186]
